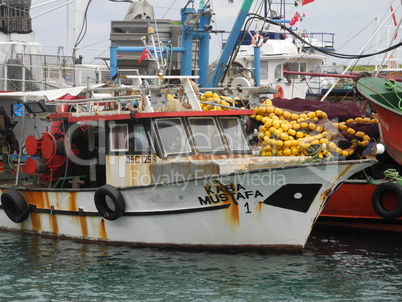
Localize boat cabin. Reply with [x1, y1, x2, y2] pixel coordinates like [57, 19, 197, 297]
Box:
[0, 76, 270, 189]
[102, 110, 252, 187]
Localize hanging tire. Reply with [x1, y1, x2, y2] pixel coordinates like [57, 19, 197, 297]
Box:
[372, 182, 402, 219]
[1, 189, 30, 223]
[94, 185, 126, 221]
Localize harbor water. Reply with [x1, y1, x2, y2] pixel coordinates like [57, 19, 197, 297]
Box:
[0, 227, 402, 302]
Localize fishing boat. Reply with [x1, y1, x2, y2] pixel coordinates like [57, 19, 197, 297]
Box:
[0, 75, 375, 251]
[316, 75, 402, 232]
[356, 76, 402, 165]
[0, 1, 377, 251]
[319, 177, 402, 232]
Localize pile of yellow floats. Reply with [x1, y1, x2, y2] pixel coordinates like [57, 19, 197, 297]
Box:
[200, 91, 243, 111]
[199, 91, 378, 158]
[251, 99, 378, 158]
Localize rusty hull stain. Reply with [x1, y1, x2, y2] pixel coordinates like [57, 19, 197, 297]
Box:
[212, 180, 240, 227]
[338, 164, 353, 181]
[68, 192, 77, 211]
[321, 189, 331, 201]
[24, 191, 49, 209]
[42, 191, 50, 208]
[99, 219, 107, 240]
[79, 215, 88, 238]
[320, 164, 353, 201]
[30, 212, 42, 232]
[229, 201, 240, 226]
[256, 202, 263, 215]
[19, 191, 81, 236]
[49, 212, 59, 234]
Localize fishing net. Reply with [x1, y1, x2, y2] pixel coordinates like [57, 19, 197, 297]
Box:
[272, 97, 380, 140]
[266, 98, 399, 179]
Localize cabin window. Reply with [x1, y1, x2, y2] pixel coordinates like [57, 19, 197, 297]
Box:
[300, 63, 306, 73]
[260, 62, 268, 80]
[155, 118, 191, 155]
[274, 64, 282, 79]
[109, 123, 129, 152]
[133, 124, 151, 153]
[188, 117, 225, 154]
[283, 62, 306, 80]
[220, 117, 250, 152]
[284, 62, 298, 79]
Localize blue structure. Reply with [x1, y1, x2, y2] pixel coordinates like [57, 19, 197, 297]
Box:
[109, 0, 255, 89]
[109, 5, 213, 86]
[207, 0, 254, 88]
[180, 5, 212, 87]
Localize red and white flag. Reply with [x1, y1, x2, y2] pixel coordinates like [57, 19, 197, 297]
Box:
[390, 5, 398, 39]
[391, 5, 398, 26]
[289, 12, 299, 26]
[302, 0, 314, 6]
[138, 47, 151, 63]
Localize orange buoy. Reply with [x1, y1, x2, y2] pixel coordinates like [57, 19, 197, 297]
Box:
[251, 34, 264, 45]
[273, 85, 284, 99]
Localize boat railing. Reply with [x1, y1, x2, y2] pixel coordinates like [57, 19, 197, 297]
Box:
[54, 94, 143, 117]
[306, 64, 354, 97]
[0, 52, 110, 92]
[300, 32, 335, 52]
[45, 75, 205, 117]
[307, 76, 354, 97]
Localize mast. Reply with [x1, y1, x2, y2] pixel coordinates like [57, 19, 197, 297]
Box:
[320, 1, 402, 101]
[207, 0, 254, 88]
[74, 0, 91, 58]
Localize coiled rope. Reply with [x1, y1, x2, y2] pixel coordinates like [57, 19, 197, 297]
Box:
[385, 80, 402, 110]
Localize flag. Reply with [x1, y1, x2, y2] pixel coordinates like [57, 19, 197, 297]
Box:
[391, 5, 398, 39]
[138, 48, 151, 63]
[302, 0, 314, 5]
[391, 5, 398, 26]
[289, 12, 299, 26]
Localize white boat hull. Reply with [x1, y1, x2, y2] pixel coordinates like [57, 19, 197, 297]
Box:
[0, 159, 374, 251]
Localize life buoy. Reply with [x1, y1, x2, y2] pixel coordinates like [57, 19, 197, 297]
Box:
[251, 34, 264, 45]
[1, 189, 30, 223]
[273, 85, 284, 99]
[372, 182, 402, 219]
[94, 185, 126, 221]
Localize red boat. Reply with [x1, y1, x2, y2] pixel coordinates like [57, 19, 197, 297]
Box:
[318, 76, 402, 232]
[356, 76, 402, 164]
[319, 179, 402, 232]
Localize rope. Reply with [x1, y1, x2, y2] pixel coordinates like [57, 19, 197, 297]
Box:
[367, 168, 402, 185]
[385, 80, 402, 110]
[161, 1, 178, 19]
[359, 81, 402, 112]
[384, 168, 401, 180]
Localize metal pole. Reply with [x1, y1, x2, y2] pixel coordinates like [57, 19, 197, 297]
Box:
[254, 44, 261, 86]
[320, 1, 402, 102]
[208, 0, 254, 87]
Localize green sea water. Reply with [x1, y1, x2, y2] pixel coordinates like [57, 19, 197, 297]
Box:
[0, 227, 401, 302]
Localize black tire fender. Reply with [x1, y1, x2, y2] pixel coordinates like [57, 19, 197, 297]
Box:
[1, 189, 30, 223]
[372, 182, 402, 219]
[94, 185, 126, 221]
